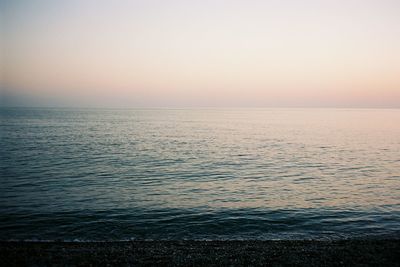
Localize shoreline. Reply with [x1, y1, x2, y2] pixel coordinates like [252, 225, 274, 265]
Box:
[1, 239, 399, 266]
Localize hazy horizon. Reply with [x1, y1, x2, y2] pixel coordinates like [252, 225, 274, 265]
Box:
[1, 0, 400, 108]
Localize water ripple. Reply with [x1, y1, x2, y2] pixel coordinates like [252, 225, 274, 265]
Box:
[1, 108, 400, 240]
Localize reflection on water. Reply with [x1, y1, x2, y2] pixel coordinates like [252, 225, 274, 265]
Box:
[1, 108, 399, 240]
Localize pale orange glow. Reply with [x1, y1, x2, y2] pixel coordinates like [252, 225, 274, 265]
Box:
[1, 0, 400, 107]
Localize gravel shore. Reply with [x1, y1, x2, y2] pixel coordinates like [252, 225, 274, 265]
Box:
[1, 240, 399, 266]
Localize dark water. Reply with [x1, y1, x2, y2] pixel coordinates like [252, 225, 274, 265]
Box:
[1, 108, 399, 240]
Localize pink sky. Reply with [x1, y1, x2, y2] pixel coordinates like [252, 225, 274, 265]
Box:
[1, 0, 400, 107]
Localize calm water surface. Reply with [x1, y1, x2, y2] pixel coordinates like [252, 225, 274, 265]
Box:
[1, 108, 399, 240]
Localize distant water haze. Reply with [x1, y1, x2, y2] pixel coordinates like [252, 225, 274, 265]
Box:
[1, 0, 400, 108]
[1, 108, 399, 240]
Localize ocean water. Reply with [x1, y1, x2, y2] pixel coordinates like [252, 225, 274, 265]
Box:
[1, 108, 399, 240]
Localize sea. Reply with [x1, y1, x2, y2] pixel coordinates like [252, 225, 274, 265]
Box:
[1, 108, 399, 241]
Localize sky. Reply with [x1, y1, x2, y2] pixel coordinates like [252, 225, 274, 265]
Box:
[1, 0, 400, 107]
